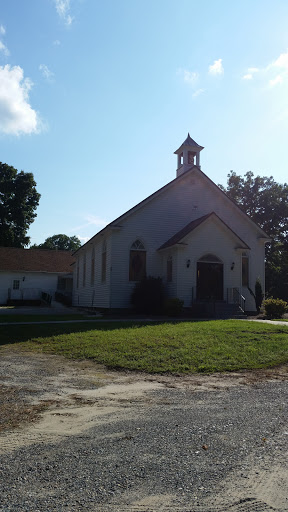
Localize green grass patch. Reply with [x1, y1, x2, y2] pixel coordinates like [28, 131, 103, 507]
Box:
[1, 319, 288, 374]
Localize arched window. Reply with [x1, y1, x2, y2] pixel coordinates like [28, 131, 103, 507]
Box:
[91, 247, 95, 286]
[198, 253, 222, 263]
[101, 241, 107, 283]
[129, 239, 146, 281]
[167, 256, 172, 282]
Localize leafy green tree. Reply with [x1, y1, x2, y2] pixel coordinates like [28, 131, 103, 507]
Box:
[220, 171, 288, 300]
[32, 234, 81, 251]
[0, 162, 40, 247]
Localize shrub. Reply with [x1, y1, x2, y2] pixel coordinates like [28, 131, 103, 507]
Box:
[163, 298, 184, 317]
[255, 279, 264, 313]
[263, 298, 288, 319]
[248, 278, 264, 313]
[131, 276, 165, 314]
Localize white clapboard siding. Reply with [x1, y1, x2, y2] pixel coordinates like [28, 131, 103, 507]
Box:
[73, 166, 267, 311]
[0, 271, 62, 304]
[72, 237, 111, 308]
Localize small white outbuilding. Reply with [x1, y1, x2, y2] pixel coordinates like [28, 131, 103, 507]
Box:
[0, 247, 74, 305]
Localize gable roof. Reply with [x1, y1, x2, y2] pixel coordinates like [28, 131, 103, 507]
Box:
[0, 247, 75, 273]
[158, 212, 250, 250]
[74, 165, 270, 255]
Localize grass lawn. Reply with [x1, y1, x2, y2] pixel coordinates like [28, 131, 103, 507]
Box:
[1, 319, 288, 374]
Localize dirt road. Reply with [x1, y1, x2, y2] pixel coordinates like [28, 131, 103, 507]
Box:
[0, 349, 287, 511]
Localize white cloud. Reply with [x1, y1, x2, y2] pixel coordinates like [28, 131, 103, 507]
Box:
[208, 58, 224, 75]
[272, 51, 288, 70]
[39, 64, 54, 82]
[269, 74, 283, 87]
[77, 235, 89, 244]
[243, 51, 288, 87]
[267, 51, 288, 86]
[0, 25, 9, 56]
[192, 88, 205, 97]
[242, 67, 260, 80]
[71, 214, 108, 233]
[0, 40, 9, 57]
[53, 39, 61, 46]
[0, 65, 40, 135]
[54, 0, 73, 26]
[177, 68, 199, 85]
[183, 70, 199, 84]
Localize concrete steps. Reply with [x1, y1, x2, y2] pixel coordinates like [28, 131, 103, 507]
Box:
[190, 302, 247, 319]
[213, 302, 247, 319]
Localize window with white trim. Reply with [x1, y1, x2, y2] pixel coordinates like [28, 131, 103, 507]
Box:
[129, 240, 146, 281]
[76, 260, 79, 288]
[83, 254, 86, 287]
[167, 256, 172, 282]
[91, 247, 95, 286]
[242, 253, 249, 287]
[101, 241, 107, 283]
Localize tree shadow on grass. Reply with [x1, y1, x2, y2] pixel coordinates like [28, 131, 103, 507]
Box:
[0, 320, 171, 347]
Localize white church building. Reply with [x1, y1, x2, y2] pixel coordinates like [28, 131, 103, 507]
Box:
[72, 135, 270, 314]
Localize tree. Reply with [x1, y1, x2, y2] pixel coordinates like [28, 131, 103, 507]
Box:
[0, 162, 40, 247]
[32, 234, 81, 251]
[219, 171, 288, 300]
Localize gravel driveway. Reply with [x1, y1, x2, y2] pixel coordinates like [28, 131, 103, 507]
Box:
[0, 349, 287, 512]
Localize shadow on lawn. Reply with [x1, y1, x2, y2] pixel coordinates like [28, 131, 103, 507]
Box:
[0, 320, 170, 347]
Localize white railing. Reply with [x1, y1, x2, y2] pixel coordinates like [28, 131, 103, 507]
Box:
[8, 288, 42, 300]
[227, 287, 246, 312]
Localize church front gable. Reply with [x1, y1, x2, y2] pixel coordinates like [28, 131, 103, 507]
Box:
[159, 214, 250, 307]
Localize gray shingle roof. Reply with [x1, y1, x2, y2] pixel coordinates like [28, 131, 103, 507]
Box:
[158, 212, 250, 250]
[174, 133, 204, 154]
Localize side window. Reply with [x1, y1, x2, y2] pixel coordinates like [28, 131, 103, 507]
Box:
[101, 241, 107, 283]
[242, 253, 249, 287]
[167, 256, 172, 282]
[129, 240, 146, 281]
[83, 254, 86, 287]
[13, 279, 20, 290]
[91, 248, 95, 286]
[76, 260, 79, 288]
[58, 277, 65, 290]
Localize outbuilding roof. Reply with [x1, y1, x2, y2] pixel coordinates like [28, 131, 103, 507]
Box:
[0, 247, 75, 273]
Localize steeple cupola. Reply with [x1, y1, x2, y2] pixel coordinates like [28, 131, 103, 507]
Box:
[174, 134, 204, 177]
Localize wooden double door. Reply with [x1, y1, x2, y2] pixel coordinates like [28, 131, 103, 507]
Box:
[197, 261, 223, 301]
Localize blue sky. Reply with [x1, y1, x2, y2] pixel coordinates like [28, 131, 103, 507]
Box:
[1, 0, 288, 246]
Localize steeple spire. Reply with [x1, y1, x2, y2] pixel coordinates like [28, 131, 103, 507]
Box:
[174, 134, 204, 177]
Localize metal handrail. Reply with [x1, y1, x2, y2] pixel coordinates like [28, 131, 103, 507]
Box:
[41, 291, 52, 305]
[231, 287, 246, 312]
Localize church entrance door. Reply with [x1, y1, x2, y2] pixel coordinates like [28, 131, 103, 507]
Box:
[196, 255, 223, 301]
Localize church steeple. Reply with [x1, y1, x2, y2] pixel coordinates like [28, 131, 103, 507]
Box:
[174, 134, 204, 177]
